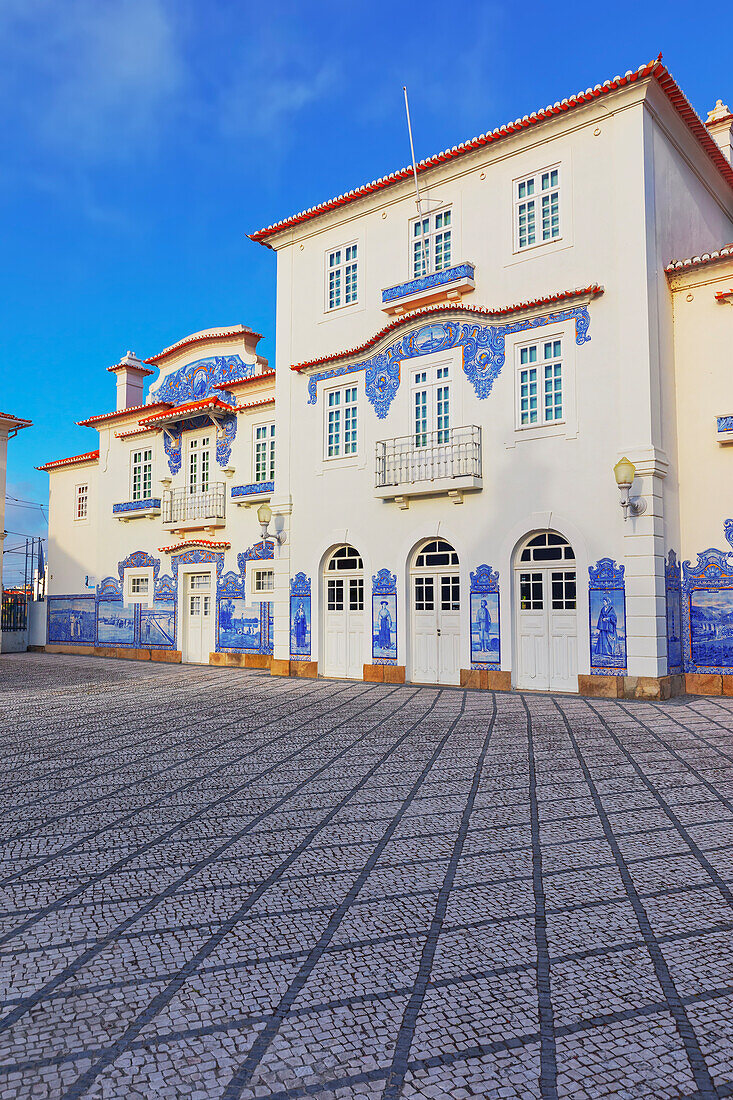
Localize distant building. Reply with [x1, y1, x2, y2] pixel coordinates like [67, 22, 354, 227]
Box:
[39, 60, 733, 697]
[0, 410, 32, 598]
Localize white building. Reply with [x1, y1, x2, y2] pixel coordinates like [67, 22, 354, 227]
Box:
[39, 59, 733, 697]
[40, 329, 278, 666]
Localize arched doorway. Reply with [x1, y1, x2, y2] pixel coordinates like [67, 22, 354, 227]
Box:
[514, 531, 577, 692]
[410, 539, 460, 685]
[322, 545, 365, 679]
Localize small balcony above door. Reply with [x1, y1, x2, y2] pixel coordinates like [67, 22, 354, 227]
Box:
[375, 425, 482, 505]
[162, 482, 226, 531]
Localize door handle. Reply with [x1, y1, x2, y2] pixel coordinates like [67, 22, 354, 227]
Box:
[437, 628, 441, 636]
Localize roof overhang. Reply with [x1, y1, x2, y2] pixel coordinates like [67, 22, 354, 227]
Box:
[250, 59, 733, 247]
[138, 396, 237, 429]
[158, 539, 231, 553]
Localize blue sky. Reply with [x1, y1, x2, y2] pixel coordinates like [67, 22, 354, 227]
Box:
[0, 0, 725, 579]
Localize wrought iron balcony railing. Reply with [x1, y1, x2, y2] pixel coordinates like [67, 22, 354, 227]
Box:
[162, 483, 226, 525]
[375, 425, 482, 489]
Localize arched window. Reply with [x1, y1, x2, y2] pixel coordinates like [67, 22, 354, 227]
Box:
[519, 532, 575, 563]
[413, 539, 459, 569]
[326, 546, 364, 571]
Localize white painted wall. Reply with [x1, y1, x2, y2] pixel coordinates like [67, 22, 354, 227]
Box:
[268, 74, 733, 682]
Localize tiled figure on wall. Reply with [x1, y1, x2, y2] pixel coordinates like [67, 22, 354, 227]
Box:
[665, 550, 683, 674]
[47, 596, 95, 644]
[372, 569, 397, 664]
[470, 565, 500, 669]
[682, 546, 733, 673]
[290, 573, 311, 660]
[588, 558, 627, 674]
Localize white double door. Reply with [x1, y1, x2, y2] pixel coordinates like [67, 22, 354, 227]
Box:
[322, 575, 365, 679]
[183, 571, 214, 664]
[411, 572, 461, 685]
[515, 566, 577, 692]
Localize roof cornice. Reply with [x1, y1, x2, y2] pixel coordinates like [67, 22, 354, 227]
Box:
[250, 59, 733, 246]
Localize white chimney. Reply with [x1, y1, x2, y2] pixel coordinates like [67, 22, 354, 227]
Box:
[107, 351, 153, 411]
[706, 99, 733, 164]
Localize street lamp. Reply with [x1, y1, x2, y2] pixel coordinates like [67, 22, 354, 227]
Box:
[613, 456, 646, 521]
[257, 502, 286, 544]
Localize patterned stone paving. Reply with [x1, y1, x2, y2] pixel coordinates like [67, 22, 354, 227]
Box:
[0, 654, 732, 1099]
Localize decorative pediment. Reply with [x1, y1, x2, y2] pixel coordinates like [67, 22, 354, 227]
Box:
[97, 576, 122, 599]
[237, 542, 273, 575]
[470, 564, 500, 593]
[372, 568, 397, 595]
[683, 548, 733, 586]
[150, 355, 254, 405]
[303, 302, 593, 418]
[290, 572, 311, 596]
[218, 570, 245, 597]
[588, 557, 625, 588]
[118, 551, 160, 587]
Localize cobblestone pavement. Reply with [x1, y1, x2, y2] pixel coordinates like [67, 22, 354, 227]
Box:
[1, 654, 733, 1099]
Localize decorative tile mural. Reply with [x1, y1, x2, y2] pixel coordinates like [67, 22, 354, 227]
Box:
[665, 550, 683, 674]
[149, 354, 254, 404]
[589, 558, 627, 675]
[219, 597, 261, 651]
[97, 601, 136, 647]
[470, 565, 500, 669]
[118, 550, 160, 588]
[215, 544, 275, 655]
[47, 596, 96, 645]
[682, 545, 733, 674]
[290, 573, 311, 660]
[372, 569, 397, 664]
[306, 305, 592, 417]
[140, 603, 176, 648]
[162, 412, 237, 475]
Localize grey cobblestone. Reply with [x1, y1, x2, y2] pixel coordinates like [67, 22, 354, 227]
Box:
[0, 654, 732, 1097]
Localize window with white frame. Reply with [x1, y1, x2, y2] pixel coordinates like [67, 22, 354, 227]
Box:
[411, 208, 452, 277]
[514, 167, 560, 250]
[131, 448, 153, 500]
[75, 483, 88, 521]
[125, 569, 151, 603]
[253, 423, 275, 483]
[253, 568, 274, 594]
[413, 364, 450, 446]
[516, 338, 563, 428]
[326, 244, 358, 310]
[325, 386, 358, 458]
[188, 436, 211, 494]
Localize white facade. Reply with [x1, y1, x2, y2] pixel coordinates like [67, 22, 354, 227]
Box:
[258, 61, 733, 695]
[39, 61, 733, 696]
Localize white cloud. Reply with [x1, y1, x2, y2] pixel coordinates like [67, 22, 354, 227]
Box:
[0, 0, 183, 163]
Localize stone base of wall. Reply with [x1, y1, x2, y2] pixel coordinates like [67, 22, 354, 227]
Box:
[363, 664, 406, 684]
[270, 660, 318, 678]
[685, 673, 733, 696]
[577, 674, 685, 700]
[209, 652, 272, 670]
[44, 644, 182, 663]
[45, 644, 96, 656]
[459, 669, 512, 691]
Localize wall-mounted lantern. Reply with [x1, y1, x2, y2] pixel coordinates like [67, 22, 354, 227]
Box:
[257, 502, 286, 545]
[613, 457, 647, 521]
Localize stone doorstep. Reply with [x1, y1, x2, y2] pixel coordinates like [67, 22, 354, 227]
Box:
[362, 664, 406, 684]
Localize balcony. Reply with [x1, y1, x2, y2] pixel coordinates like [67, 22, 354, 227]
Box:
[375, 425, 482, 504]
[162, 483, 226, 529]
[381, 262, 475, 315]
[112, 498, 162, 521]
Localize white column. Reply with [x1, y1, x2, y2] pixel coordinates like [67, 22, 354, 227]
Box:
[621, 450, 669, 678]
